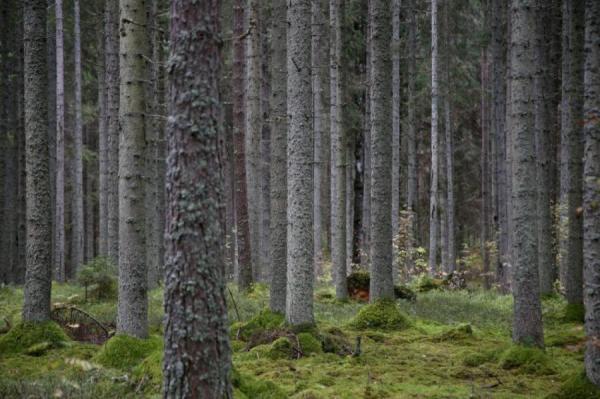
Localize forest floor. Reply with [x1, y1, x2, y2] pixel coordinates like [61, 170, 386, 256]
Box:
[0, 281, 596, 398]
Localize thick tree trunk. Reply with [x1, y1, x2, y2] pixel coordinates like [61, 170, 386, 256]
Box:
[269, 0, 287, 313]
[510, 0, 544, 347]
[559, 0, 585, 306]
[583, 0, 600, 385]
[23, 0, 51, 322]
[105, 0, 120, 265]
[428, 0, 439, 275]
[369, 0, 393, 301]
[71, 0, 84, 273]
[163, 1, 232, 396]
[233, 0, 253, 290]
[54, 0, 66, 282]
[391, 0, 401, 281]
[534, 0, 560, 295]
[330, 0, 347, 299]
[286, 0, 314, 325]
[117, 0, 148, 338]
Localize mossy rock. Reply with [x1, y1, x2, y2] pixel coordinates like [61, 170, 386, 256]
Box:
[94, 334, 162, 370]
[267, 337, 294, 359]
[0, 321, 70, 355]
[434, 323, 474, 342]
[499, 345, 554, 375]
[546, 371, 600, 399]
[297, 333, 323, 356]
[232, 368, 286, 399]
[393, 285, 416, 302]
[349, 299, 410, 330]
[563, 304, 585, 323]
[235, 309, 285, 341]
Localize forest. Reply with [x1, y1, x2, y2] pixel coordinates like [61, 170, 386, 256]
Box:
[0, 0, 599, 397]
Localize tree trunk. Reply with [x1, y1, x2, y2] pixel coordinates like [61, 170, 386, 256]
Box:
[559, 0, 585, 306]
[391, 0, 401, 281]
[406, 0, 417, 258]
[369, 0, 393, 301]
[233, 0, 253, 290]
[54, 0, 66, 282]
[71, 0, 84, 273]
[534, 0, 561, 295]
[428, 0, 439, 275]
[117, 0, 148, 338]
[23, 0, 52, 322]
[259, 0, 271, 283]
[269, 0, 287, 313]
[97, 0, 108, 257]
[330, 0, 347, 300]
[510, 0, 544, 347]
[85, 127, 95, 262]
[105, 0, 120, 265]
[583, 0, 600, 385]
[361, 0, 371, 269]
[246, 0, 262, 280]
[313, 0, 325, 274]
[481, 48, 491, 289]
[286, 0, 314, 325]
[163, 1, 232, 396]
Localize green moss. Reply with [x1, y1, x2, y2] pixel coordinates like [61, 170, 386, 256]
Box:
[235, 309, 285, 341]
[231, 339, 246, 352]
[132, 350, 163, 392]
[318, 328, 352, 355]
[546, 371, 600, 399]
[462, 349, 498, 367]
[232, 368, 286, 399]
[290, 389, 327, 398]
[546, 325, 585, 347]
[94, 334, 162, 370]
[349, 300, 411, 330]
[267, 337, 294, 360]
[499, 345, 554, 375]
[297, 333, 323, 356]
[347, 271, 371, 293]
[0, 321, 69, 355]
[563, 303, 585, 323]
[434, 323, 474, 341]
[393, 285, 416, 302]
[412, 275, 444, 292]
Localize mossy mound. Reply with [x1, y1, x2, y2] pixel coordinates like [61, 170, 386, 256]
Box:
[394, 285, 416, 302]
[132, 350, 163, 391]
[297, 333, 323, 356]
[433, 323, 474, 342]
[499, 345, 554, 375]
[318, 327, 353, 355]
[232, 368, 286, 399]
[267, 337, 295, 359]
[413, 275, 444, 292]
[563, 303, 585, 323]
[0, 321, 70, 355]
[462, 349, 498, 367]
[349, 299, 410, 330]
[546, 371, 600, 399]
[94, 334, 162, 370]
[232, 309, 285, 341]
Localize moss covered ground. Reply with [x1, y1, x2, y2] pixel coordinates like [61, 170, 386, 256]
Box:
[0, 283, 598, 398]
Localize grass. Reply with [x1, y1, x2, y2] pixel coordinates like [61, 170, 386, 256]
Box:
[0, 282, 595, 398]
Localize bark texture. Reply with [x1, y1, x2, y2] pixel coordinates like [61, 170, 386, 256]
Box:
[54, 0, 65, 282]
[510, 0, 544, 347]
[559, 0, 585, 306]
[163, 1, 232, 396]
[391, 0, 401, 280]
[117, 0, 148, 338]
[428, 0, 439, 274]
[583, 0, 600, 386]
[233, 0, 253, 290]
[406, 0, 417, 249]
[23, 0, 52, 322]
[98, 1, 108, 257]
[330, 0, 347, 300]
[369, 0, 393, 301]
[313, 0, 325, 272]
[286, 0, 314, 325]
[269, 0, 287, 313]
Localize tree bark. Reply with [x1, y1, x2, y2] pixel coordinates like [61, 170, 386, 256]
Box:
[106, 0, 120, 265]
[98, 0, 108, 257]
[23, 0, 52, 322]
[163, 1, 232, 396]
[391, 0, 401, 281]
[117, 0, 148, 338]
[406, 0, 417, 258]
[71, 0, 84, 273]
[233, 0, 253, 290]
[510, 0, 544, 347]
[428, 0, 439, 275]
[361, 0, 371, 269]
[583, 0, 600, 385]
[330, 0, 347, 299]
[313, 0, 325, 274]
[269, 0, 287, 313]
[54, 0, 65, 282]
[559, 0, 585, 306]
[286, 0, 314, 325]
[369, 0, 393, 301]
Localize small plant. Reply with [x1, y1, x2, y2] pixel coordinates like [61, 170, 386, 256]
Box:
[77, 257, 117, 301]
